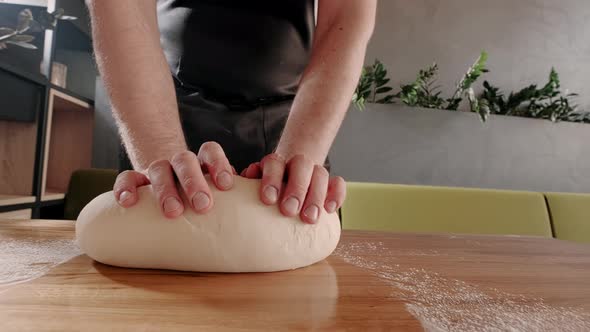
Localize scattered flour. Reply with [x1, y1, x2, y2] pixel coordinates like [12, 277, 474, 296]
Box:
[335, 242, 590, 332]
[0, 237, 80, 286]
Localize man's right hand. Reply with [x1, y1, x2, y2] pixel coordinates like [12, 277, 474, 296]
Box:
[112, 142, 235, 219]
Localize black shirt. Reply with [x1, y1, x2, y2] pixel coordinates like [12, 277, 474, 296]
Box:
[157, 0, 315, 103]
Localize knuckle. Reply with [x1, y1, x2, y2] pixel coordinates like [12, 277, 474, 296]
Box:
[262, 168, 282, 181]
[151, 182, 173, 197]
[289, 154, 313, 170]
[119, 170, 134, 178]
[199, 141, 222, 154]
[209, 157, 229, 170]
[180, 176, 202, 194]
[309, 187, 327, 202]
[152, 183, 167, 196]
[287, 181, 309, 198]
[332, 176, 345, 186]
[313, 165, 329, 178]
[148, 159, 171, 176]
[170, 151, 196, 166]
[291, 154, 307, 164]
[263, 153, 286, 165]
[115, 173, 131, 187]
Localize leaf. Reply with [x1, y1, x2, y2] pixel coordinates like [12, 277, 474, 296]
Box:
[17, 9, 33, 32]
[26, 20, 44, 33]
[9, 34, 34, 43]
[379, 78, 391, 86]
[5, 40, 37, 49]
[51, 8, 65, 18]
[376, 95, 395, 104]
[59, 15, 77, 21]
[447, 51, 489, 109]
[354, 96, 366, 111]
[0, 27, 15, 37]
[35, 11, 57, 30]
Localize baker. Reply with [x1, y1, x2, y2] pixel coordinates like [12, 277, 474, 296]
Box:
[86, 0, 376, 223]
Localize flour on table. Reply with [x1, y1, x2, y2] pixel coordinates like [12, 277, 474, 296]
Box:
[0, 237, 80, 287]
[335, 242, 590, 332]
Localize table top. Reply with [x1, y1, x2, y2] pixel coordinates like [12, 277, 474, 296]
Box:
[1, 219, 590, 331]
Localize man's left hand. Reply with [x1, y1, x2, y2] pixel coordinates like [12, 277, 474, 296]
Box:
[241, 153, 346, 224]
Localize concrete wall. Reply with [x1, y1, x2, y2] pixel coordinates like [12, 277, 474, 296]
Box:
[329, 104, 590, 193]
[366, 0, 590, 110]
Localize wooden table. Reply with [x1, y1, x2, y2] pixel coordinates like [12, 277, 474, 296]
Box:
[1, 219, 590, 331]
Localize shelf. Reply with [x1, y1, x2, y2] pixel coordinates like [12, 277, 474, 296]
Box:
[50, 84, 95, 106]
[0, 195, 36, 207]
[0, 120, 38, 198]
[41, 189, 66, 202]
[50, 88, 92, 110]
[41, 88, 94, 198]
[0, 60, 49, 87]
[0, 208, 32, 220]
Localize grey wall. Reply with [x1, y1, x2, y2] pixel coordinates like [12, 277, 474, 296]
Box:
[329, 105, 590, 193]
[366, 0, 590, 110]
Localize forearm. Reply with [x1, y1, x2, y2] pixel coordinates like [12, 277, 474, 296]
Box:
[88, 0, 185, 172]
[276, 1, 376, 165]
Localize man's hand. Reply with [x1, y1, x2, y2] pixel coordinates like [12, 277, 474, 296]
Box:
[241, 153, 346, 224]
[112, 142, 235, 219]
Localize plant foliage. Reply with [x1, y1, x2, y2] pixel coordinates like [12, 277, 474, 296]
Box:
[353, 53, 589, 124]
[473, 69, 589, 123]
[352, 60, 395, 110]
[0, 8, 76, 51]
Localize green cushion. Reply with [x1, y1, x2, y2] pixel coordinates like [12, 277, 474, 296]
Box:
[341, 182, 552, 237]
[545, 193, 590, 243]
[64, 168, 118, 220]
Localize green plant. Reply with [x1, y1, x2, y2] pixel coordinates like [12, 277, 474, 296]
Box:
[0, 8, 76, 51]
[473, 68, 590, 123]
[353, 51, 489, 111]
[396, 51, 489, 111]
[352, 60, 395, 110]
[352, 53, 589, 124]
[445, 51, 488, 110]
[396, 63, 446, 109]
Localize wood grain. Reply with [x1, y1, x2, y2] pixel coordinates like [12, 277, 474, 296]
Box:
[0, 120, 37, 196]
[42, 89, 93, 198]
[0, 219, 589, 331]
[0, 209, 32, 219]
[0, 195, 35, 207]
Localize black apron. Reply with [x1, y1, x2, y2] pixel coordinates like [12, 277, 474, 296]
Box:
[120, 0, 316, 172]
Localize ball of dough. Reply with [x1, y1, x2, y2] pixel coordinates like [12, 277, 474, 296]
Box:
[76, 176, 341, 273]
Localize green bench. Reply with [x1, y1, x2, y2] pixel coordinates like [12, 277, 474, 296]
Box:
[341, 182, 553, 237]
[545, 193, 590, 244]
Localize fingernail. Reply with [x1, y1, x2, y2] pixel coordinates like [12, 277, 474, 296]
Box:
[326, 201, 337, 213]
[192, 192, 210, 211]
[303, 205, 319, 222]
[164, 197, 182, 213]
[119, 190, 133, 203]
[264, 186, 279, 203]
[282, 197, 300, 215]
[217, 171, 233, 189]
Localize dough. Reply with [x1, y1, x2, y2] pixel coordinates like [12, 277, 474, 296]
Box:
[75, 176, 341, 273]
